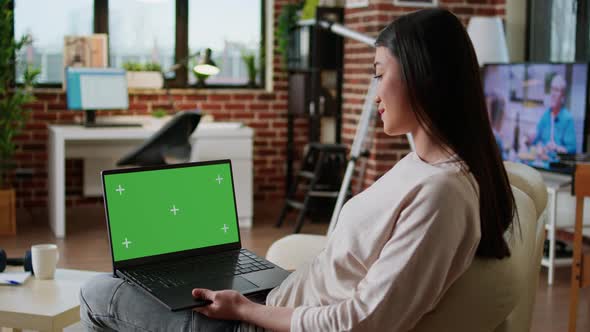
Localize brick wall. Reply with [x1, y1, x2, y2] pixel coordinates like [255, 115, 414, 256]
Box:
[9, 0, 309, 210]
[342, 0, 506, 191]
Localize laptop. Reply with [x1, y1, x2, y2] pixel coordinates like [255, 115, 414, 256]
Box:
[101, 159, 290, 311]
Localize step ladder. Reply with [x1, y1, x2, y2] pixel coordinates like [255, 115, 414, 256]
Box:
[276, 142, 347, 233]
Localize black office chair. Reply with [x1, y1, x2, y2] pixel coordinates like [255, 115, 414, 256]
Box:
[117, 110, 201, 167]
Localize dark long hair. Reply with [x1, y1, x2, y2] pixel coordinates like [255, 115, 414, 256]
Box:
[375, 9, 516, 259]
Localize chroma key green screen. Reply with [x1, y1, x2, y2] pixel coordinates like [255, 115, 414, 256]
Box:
[103, 162, 239, 262]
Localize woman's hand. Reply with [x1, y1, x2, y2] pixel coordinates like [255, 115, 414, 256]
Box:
[192, 288, 253, 321]
[192, 288, 294, 332]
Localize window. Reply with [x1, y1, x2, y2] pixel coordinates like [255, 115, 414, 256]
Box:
[109, 0, 175, 70]
[188, 0, 263, 86]
[528, 0, 589, 61]
[14, 0, 93, 84]
[13, 0, 265, 88]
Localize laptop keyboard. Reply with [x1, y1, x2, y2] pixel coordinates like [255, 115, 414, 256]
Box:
[124, 249, 274, 290]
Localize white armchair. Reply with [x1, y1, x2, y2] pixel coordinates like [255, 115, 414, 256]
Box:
[266, 162, 547, 332]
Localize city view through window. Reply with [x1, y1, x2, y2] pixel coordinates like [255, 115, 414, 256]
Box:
[14, 0, 262, 86]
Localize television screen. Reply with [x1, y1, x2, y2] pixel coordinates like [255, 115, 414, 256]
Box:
[482, 63, 589, 173]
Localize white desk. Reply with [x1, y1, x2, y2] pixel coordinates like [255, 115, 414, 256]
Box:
[49, 118, 253, 238]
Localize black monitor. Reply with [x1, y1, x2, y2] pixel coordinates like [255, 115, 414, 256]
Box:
[482, 62, 590, 174]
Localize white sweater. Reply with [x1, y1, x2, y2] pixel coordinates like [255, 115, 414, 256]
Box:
[266, 152, 481, 332]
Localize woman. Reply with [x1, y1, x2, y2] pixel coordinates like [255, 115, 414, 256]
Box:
[80, 8, 515, 332]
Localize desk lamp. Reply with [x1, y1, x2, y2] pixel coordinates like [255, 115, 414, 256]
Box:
[193, 48, 220, 87]
[164, 49, 220, 85]
[162, 49, 220, 110]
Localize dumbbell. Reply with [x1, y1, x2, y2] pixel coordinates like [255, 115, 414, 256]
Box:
[0, 248, 33, 273]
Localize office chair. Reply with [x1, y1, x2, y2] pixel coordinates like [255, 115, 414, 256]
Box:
[117, 110, 201, 167]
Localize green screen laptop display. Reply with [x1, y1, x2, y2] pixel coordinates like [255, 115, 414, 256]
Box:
[103, 162, 239, 262]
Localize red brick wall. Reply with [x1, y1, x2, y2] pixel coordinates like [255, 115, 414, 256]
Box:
[9, 0, 308, 209]
[342, 0, 506, 191]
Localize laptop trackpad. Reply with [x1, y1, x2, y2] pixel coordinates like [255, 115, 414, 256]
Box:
[199, 276, 258, 292]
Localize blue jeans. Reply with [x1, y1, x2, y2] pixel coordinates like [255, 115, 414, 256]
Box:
[79, 274, 239, 331]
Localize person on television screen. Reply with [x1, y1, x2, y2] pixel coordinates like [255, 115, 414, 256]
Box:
[487, 93, 506, 158]
[531, 74, 576, 154]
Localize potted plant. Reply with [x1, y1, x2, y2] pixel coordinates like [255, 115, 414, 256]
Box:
[151, 107, 168, 118]
[241, 52, 258, 87]
[124, 61, 164, 89]
[275, 2, 303, 67]
[0, 2, 40, 235]
[301, 0, 319, 20]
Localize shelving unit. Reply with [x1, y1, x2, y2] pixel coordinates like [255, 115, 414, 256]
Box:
[285, 6, 344, 193]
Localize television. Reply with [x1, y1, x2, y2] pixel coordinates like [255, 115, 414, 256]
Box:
[482, 63, 589, 174]
[65, 67, 139, 127]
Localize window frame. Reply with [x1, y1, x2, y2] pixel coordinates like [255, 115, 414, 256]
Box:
[13, 0, 267, 89]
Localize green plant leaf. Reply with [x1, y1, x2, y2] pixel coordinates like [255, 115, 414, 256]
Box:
[123, 61, 162, 72]
[143, 62, 162, 72]
[275, 3, 303, 68]
[0, 0, 39, 187]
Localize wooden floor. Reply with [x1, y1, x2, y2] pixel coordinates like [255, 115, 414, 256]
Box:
[1, 203, 589, 331]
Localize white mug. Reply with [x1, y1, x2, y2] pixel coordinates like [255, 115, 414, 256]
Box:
[31, 244, 59, 280]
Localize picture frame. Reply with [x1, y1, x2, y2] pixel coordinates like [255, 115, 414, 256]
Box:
[393, 0, 438, 7]
[63, 34, 108, 69]
[62, 34, 108, 89]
